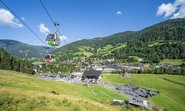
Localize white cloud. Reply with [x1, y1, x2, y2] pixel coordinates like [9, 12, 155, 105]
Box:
[174, 0, 185, 6]
[60, 35, 67, 41]
[172, 2, 185, 18]
[38, 23, 50, 35]
[116, 11, 122, 15]
[0, 8, 23, 28]
[157, 0, 185, 18]
[157, 3, 176, 17]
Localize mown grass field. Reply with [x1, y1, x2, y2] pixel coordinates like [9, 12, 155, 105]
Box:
[148, 41, 164, 47]
[103, 73, 185, 111]
[160, 59, 185, 65]
[97, 44, 127, 57]
[0, 70, 145, 111]
[72, 46, 94, 58]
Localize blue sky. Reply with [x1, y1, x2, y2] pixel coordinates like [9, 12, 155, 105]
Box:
[0, 0, 183, 46]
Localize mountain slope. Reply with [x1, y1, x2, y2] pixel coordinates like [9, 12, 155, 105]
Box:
[112, 18, 185, 62]
[0, 39, 54, 58]
[69, 31, 133, 49]
[0, 70, 129, 111]
[55, 31, 134, 60]
[55, 18, 185, 61]
[128, 18, 185, 42]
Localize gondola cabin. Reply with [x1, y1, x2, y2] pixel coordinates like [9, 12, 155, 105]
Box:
[44, 54, 52, 63]
[46, 33, 61, 46]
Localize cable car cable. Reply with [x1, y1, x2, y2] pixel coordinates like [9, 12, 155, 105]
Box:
[39, 0, 68, 46]
[39, 0, 55, 25]
[0, 0, 49, 47]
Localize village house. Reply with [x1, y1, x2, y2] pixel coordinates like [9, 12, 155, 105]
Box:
[103, 65, 120, 72]
[81, 70, 102, 83]
[91, 64, 103, 71]
[112, 98, 151, 109]
[129, 98, 151, 109]
[32, 65, 39, 73]
[71, 72, 83, 79]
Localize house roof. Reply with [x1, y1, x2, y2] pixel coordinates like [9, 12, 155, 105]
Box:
[82, 70, 101, 78]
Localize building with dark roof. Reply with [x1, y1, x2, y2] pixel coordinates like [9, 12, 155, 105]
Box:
[82, 70, 102, 81]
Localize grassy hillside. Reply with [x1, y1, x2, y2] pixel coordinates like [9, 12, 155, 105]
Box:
[103, 73, 185, 111]
[0, 70, 145, 111]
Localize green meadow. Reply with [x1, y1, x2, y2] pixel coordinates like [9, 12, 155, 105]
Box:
[103, 73, 185, 111]
[1, 70, 185, 111]
[160, 59, 185, 65]
[0, 70, 144, 111]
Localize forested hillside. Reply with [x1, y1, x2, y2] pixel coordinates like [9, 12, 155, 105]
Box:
[55, 18, 185, 63]
[0, 48, 34, 74]
[112, 19, 185, 63]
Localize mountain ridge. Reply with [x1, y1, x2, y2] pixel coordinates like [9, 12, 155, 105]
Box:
[0, 39, 54, 59]
[55, 18, 185, 62]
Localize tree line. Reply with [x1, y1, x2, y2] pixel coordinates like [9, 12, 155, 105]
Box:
[40, 63, 80, 75]
[111, 41, 185, 63]
[0, 48, 34, 74]
[119, 63, 185, 75]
